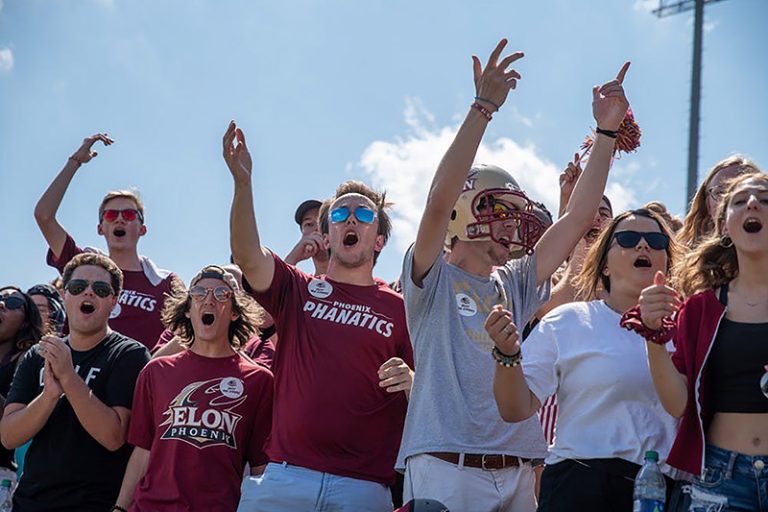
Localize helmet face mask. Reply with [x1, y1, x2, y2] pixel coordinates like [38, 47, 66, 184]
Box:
[447, 165, 545, 256]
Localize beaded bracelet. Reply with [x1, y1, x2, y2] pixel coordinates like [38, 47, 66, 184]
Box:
[474, 96, 500, 111]
[491, 346, 522, 368]
[471, 102, 493, 121]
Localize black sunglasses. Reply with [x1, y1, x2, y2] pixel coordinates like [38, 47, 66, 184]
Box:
[65, 279, 114, 298]
[613, 231, 670, 251]
[0, 296, 25, 310]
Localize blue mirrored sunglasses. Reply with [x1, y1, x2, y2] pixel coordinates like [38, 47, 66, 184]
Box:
[330, 206, 376, 224]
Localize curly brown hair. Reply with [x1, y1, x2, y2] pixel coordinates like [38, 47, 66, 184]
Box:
[576, 208, 681, 301]
[160, 272, 264, 350]
[678, 155, 760, 249]
[674, 173, 768, 298]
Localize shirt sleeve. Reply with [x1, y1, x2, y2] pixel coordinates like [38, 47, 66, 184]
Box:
[503, 253, 551, 329]
[46, 233, 83, 274]
[126, 365, 155, 450]
[248, 252, 305, 319]
[521, 318, 559, 404]
[670, 300, 691, 375]
[103, 344, 151, 409]
[6, 348, 44, 406]
[400, 244, 445, 349]
[246, 370, 274, 467]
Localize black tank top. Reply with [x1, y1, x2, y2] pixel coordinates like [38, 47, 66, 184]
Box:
[709, 284, 768, 413]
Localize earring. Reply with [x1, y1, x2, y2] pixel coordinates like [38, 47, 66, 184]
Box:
[719, 235, 734, 248]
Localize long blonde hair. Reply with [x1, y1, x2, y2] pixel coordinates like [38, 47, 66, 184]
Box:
[678, 155, 760, 249]
[576, 208, 681, 301]
[674, 173, 768, 297]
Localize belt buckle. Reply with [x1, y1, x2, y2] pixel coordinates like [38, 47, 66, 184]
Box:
[481, 454, 502, 470]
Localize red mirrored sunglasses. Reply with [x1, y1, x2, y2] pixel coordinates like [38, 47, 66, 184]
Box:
[100, 208, 144, 223]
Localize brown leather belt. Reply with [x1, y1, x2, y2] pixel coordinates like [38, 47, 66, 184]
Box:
[427, 452, 531, 470]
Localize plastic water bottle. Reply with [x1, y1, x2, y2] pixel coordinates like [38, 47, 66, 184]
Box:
[0, 479, 12, 511]
[633, 450, 666, 512]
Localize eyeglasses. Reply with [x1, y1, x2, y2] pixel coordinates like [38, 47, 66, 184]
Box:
[0, 296, 25, 310]
[65, 279, 115, 298]
[189, 286, 232, 302]
[330, 206, 376, 224]
[100, 208, 144, 223]
[612, 231, 670, 251]
[706, 187, 726, 201]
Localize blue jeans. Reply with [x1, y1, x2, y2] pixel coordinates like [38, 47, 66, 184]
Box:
[237, 462, 393, 512]
[688, 444, 768, 511]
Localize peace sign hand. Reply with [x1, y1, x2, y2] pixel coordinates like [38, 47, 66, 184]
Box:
[223, 121, 253, 182]
[592, 62, 631, 131]
[69, 133, 113, 165]
[472, 39, 524, 112]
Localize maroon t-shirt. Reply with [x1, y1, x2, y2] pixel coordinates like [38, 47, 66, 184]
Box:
[251, 254, 413, 485]
[47, 234, 176, 350]
[128, 350, 273, 512]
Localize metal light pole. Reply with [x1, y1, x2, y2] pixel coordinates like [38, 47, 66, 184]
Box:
[652, 0, 729, 206]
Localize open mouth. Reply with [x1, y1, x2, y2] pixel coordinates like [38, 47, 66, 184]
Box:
[80, 302, 96, 314]
[585, 227, 601, 242]
[633, 255, 652, 268]
[201, 313, 215, 326]
[744, 218, 763, 234]
[496, 236, 512, 248]
[343, 232, 359, 247]
[113, 228, 126, 238]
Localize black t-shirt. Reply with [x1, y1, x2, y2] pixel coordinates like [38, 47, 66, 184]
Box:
[6, 332, 150, 512]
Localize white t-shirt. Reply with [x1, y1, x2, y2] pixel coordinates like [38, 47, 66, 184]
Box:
[522, 300, 678, 470]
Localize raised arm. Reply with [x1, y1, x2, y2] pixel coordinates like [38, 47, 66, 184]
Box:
[486, 306, 541, 422]
[411, 39, 523, 285]
[534, 63, 631, 285]
[33, 134, 114, 258]
[639, 272, 688, 417]
[223, 121, 275, 292]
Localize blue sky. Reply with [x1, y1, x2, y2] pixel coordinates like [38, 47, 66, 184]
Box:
[2, 0, 766, 287]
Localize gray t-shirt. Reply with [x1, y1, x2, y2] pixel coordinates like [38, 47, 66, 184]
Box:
[396, 245, 551, 469]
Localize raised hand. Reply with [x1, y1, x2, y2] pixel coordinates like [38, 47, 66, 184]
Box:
[222, 121, 252, 181]
[484, 305, 520, 356]
[69, 133, 114, 165]
[639, 271, 682, 330]
[286, 232, 326, 265]
[559, 152, 582, 214]
[472, 39, 524, 112]
[592, 62, 631, 131]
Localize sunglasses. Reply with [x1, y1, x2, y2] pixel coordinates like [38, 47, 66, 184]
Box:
[101, 208, 144, 223]
[189, 286, 232, 302]
[613, 231, 670, 251]
[330, 206, 376, 224]
[65, 279, 115, 298]
[0, 296, 25, 310]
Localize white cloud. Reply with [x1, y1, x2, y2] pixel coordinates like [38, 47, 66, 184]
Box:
[633, 0, 656, 13]
[704, 20, 718, 33]
[359, 99, 637, 253]
[0, 47, 13, 72]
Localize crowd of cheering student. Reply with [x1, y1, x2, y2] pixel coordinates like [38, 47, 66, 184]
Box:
[0, 38, 765, 512]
